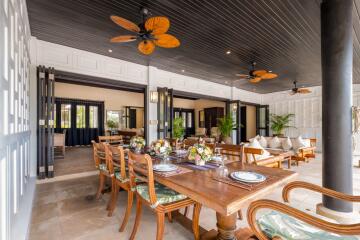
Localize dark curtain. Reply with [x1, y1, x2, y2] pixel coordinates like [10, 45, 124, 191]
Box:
[55, 98, 104, 146]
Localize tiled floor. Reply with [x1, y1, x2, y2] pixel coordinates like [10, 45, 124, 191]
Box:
[54, 146, 95, 176]
[30, 155, 360, 240]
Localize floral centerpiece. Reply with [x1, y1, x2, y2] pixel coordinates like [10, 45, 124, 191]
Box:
[151, 139, 172, 158]
[130, 136, 146, 153]
[187, 143, 213, 166]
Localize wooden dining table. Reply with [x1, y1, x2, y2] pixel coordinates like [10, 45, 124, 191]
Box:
[150, 156, 298, 240]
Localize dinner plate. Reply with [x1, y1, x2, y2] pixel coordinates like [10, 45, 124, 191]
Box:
[211, 156, 223, 161]
[175, 149, 188, 155]
[230, 171, 266, 183]
[153, 164, 178, 172]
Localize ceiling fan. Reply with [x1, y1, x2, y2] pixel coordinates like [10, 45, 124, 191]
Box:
[290, 80, 311, 95]
[235, 61, 278, 83]
[110, 8, 180, 55]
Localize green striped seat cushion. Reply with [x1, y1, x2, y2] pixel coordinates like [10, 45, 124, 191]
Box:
[257, 211, 359, 240]
[136, 183, 187, 205]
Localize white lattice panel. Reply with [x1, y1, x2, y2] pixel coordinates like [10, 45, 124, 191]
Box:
[0, 0, 31, 239]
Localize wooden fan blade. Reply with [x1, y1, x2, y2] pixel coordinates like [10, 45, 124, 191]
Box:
[110, 15, 140, 33]
[235, 74, 249, 77]
[253, 70, 267, 76]
[145, 16, 170, 35]
[298, 88, 311, 94]
[250, 77, 262, 83]
[154, 34, 180, 48]
[261, 73, 278, 79]
[138, 40, 155, 55]
[110, 35, 137, 43]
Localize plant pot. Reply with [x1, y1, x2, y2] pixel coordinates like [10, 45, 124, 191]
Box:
[222, 136, 232, 144]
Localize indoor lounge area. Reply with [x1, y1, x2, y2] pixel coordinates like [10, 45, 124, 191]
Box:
[1, 0, 360, 240]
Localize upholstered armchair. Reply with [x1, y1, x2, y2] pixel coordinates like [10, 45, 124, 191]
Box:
[246, 181, 360, 240]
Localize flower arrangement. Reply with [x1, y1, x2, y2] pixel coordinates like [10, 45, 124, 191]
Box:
[130, 136, 146, 152]
[151, 139, 172, 156]
[187, 143, 213, 166]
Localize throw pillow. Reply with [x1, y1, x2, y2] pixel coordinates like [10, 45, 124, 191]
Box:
[282, 137, 292, 151]
[247, 139, 271, 163]
[293, 136, 306, 151]
[269, 136, 282, 149]
[258, 136, 268, 148]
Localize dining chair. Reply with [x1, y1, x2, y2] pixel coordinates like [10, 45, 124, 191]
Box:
[92, 140, 113, 203]
[104, 144, 140, 232]
[98, 135, 123, 145]
[243, 147, 283, 168]
[216, 143, 243, 162]
[183, 138, 198, 148]
[127, 151, 202, 240]
[246, 181, 360, 240]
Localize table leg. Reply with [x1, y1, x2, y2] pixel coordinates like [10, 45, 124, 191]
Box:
[287, 157, 291, 169]
[216, 212, 238, 240]
[200, 212, 238, 240]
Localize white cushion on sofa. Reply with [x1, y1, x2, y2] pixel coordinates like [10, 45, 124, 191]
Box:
[293, 136, 307, 150]
[249, 135, 260, 143]
[269, 136, 281, 148]
[247, 139, 271, 163]
[258, 136, 268, 148]
[282, 137, 292, 151]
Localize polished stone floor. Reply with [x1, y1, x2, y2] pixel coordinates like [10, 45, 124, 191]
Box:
[30, 155, 360, 240]
[54, 146, 95, 176]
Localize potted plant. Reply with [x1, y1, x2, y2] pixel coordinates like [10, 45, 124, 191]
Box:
[106, 119, 119, 134]
[218, 114, 237, 144]
[270, 113, 295, 137]
[173, 117, 185, 148]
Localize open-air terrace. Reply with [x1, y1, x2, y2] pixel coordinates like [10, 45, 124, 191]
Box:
[1, 0, 360, 239]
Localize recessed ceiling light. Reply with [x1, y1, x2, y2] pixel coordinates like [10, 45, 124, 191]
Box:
[108, 49, 113, 53]
[181, 69, 185, 72]
[226, 50, 231, 55]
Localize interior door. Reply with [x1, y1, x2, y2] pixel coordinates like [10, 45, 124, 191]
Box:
[228, 101, 241, 144]
[256, 105, 270, 136]
[157, 88, 173, 139]
[174, 108, 195, 137]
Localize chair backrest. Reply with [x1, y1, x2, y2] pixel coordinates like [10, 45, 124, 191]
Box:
[98, 135, 123, 145]
[183, 138, 198, 148]
[104, 144, 127, 179]
[244, 147, 264, 164]
[216, 143, 244, 162]
[127, 151, 158, 205]
[91, 140, 106, 168]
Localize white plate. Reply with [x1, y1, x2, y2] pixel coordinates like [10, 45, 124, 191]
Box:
[211, 156, 223, 161]
[153, 164, 178, 172]
[175, 149, 188, 155]
[230, 171, 266, 183]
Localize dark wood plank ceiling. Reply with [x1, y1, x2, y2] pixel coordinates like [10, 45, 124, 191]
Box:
[27, 0, 360, 93]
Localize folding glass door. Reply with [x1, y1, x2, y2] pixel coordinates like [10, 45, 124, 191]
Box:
[256, 105, 269, 136]
[228, 100, 241, 144]
[157, 88, 173, 139]
[173, 108, 195, 137]
[54, 98, 104, 146]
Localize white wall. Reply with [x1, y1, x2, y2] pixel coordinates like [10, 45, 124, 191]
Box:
[262, 85, 360, 157]
[0, 0, 35, 239]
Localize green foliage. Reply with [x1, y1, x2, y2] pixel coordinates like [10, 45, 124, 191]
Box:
[173, 117, 185, 139]
[218, 114, 237, 137]
[106, 119, 119, 129]
[270, 113, 295, 135]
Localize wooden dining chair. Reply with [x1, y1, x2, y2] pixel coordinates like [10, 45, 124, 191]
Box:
[246, 181, 360, 240]
[216, 143, 243, 162]
[99, 135, 123, 145]
[92, 140, 113, 202]
[127, 151, 202, 240]
[104, 144, 140, 232]
[183, 138, 198, 148]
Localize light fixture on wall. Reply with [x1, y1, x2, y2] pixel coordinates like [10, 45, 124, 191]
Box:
[150, 91, 158, 103]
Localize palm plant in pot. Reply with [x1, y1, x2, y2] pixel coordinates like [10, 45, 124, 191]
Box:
[218, 114, 237, 144]
[270, 113, 295, 137]
[172, 117, 185, 148]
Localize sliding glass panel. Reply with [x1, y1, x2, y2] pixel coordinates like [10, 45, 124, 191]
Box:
[76, 105, 86, 128]
[187, 112, 192, 128]
[182, 112, 186, 128]
[60, 104, 71, 128]
[89, 106, 98, 128]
